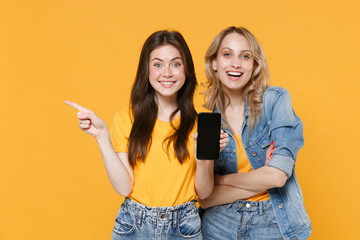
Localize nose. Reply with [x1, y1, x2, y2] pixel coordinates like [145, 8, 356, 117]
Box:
[163, 65, 173, 77]
[231, 57, 241, 68]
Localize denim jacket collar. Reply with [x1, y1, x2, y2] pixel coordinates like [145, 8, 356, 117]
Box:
[214, 100, 249, 138]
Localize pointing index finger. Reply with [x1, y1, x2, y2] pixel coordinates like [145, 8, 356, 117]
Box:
[64, 100, 89, 112]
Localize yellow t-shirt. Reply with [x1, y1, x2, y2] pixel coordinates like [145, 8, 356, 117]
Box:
[110, 108, 207, 207]
[235, 134, 270, 201]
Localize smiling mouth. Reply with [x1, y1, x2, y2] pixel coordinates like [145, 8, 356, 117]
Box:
[159, 81, 176, 85]
[226, 71, 243, 77]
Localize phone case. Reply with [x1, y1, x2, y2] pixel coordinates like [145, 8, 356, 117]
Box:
[196, 112, 221, 160]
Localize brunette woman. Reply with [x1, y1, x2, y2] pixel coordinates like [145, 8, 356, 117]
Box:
[66, 30, 227, 239]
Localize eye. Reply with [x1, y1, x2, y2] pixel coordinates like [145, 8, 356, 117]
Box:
[154, 63, 161, 68]
[224, 52, 231, 57]
[242, 54, 251, 59]
[173, 62, 181, 67]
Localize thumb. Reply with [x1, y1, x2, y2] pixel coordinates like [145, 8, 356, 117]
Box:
[77, 111, 96, 121]
[192, 132, 198, 141]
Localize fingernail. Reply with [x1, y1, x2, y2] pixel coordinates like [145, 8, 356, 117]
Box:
[271, 141, 274, 145]
[270, 153, 273, 157]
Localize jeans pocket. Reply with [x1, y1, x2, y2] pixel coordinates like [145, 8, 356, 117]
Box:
[177, 211, 201, 238]
[113, 208, 135, 236]
[262, 209, 279, 228]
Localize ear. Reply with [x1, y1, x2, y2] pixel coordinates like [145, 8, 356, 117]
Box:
[212, 59, 218, 71]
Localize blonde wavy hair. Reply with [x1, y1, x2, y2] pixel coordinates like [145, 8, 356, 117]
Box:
[204, 26, 269, 132]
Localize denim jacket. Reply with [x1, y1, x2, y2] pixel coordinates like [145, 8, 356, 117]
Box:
[215, 87, 312, 240]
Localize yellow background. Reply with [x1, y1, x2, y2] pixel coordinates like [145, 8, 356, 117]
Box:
[1, 0, 359, 239]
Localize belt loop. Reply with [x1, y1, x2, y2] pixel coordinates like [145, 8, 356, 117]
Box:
[136, 209, 143, 227]
[173, 210, 178, 228]
[259, 201, 263, 215]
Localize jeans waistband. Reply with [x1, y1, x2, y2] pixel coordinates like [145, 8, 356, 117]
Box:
[233, 199, 273, 215]
[122, 198, 197, 226]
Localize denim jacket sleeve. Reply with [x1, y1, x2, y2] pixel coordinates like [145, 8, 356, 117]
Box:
[266, 88, 304, 178]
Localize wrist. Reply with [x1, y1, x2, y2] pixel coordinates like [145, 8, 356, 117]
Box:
[196, 159, 214, 169]
[95, 130, 111, 143]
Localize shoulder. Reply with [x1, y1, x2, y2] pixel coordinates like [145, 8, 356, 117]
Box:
[113, 108, 133, 125]
[263, 86, 292, 107]
[195, 104, 212, 113]
[264, 86, 289, 99]
[114, 108, 131, 117]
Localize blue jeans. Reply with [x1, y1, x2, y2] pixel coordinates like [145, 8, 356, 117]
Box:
[112, 198, 203, 240]
[201, 200, 283, 240]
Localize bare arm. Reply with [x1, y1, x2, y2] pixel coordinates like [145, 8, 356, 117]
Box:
[215, 141, 285, 192]
[65, 100, 134, 196]
[194, 131, 229, 199]
[198, 185, 260, 209]
[216, 166, 287, 192]
[195, 159, 214, 200]
[193, 131, 214, 200]
[199, 141, 278, 208]
[96, 136, 134, 196]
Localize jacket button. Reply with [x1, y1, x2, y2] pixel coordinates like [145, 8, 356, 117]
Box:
[279, 204, 284, 209]
[291, 237, 297, 240]
[251, 152, 257, 157]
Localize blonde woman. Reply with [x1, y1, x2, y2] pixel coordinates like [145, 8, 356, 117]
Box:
[199, 27, 311, 240]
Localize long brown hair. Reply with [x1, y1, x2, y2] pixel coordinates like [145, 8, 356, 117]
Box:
[204, 26, 269, 131]
[128, 30, 197, 167]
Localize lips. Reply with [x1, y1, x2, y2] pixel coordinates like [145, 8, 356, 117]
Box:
[226, 71, 243, 77]
[159, 81, 177, 88]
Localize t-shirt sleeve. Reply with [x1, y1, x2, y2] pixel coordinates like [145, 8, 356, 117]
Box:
[110, 109, 132, 153]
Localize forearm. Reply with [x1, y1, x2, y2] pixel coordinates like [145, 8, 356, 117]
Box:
[65, 101, 133, 195]
[195, 160, 214, 199]
[217, 166, 287, 192]
[199, 185, 260, 209]
[96, 133, 134, 196]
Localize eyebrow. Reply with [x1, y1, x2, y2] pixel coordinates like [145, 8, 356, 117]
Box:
[151, 56, 182, 62]
[221, 47, 252, 53]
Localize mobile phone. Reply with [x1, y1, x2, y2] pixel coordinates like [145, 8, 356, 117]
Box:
[196, 112, 221, 160]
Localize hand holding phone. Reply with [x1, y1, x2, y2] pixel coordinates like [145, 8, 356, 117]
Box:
[196, 112, 221, 160]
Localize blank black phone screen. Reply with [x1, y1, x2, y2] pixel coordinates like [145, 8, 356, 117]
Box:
[196, 112, 221, 160]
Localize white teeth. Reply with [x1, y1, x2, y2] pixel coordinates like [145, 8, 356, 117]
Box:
[160, 82, 175, 85]
[227, 72, 242, 77]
